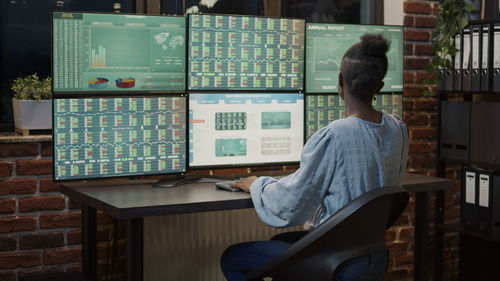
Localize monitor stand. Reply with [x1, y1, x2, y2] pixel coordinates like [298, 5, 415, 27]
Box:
[152, 174, 202, 188]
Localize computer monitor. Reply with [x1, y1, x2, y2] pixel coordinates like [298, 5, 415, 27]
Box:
[52, 12, 186, 94]
[305, 94, 403, 140]
[53, 96, 187, 181]
[187, 14, 305, 91]
[189, 93, 304, 168]
[305, 23, 404, 94]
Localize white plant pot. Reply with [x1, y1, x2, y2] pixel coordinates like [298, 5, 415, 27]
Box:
[12, 98, 52, 130]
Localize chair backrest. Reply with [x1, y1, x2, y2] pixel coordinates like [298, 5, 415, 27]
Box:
[246, 186, 409, 281]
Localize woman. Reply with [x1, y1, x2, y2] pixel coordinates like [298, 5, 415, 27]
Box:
[220, 34, 409, 281]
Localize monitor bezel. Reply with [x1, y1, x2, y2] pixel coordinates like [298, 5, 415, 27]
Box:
[186, 13, 306, 92]
[51, 93, 188, 182]
[51, 11, 187, 97]
[303, 22, 404, 95]
[186, 91, 304, 170]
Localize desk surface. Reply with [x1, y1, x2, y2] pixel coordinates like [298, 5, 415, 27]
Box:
[61, 173, 453, 219]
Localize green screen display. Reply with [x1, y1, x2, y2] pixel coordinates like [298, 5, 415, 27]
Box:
[305, 94, 403, 140]
[53, 12, 186, 93]
[305, 23, 403, 93]
[188, 14, 305, 91]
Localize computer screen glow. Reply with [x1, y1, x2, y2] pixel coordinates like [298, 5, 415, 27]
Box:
[52, 12, 186, 93]
[305, 23, 404, 93]
[188, 14, 305, 90]
[189, 93, 304, 167]
[53, 96, 186, 180]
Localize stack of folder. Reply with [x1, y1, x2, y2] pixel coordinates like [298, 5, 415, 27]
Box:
[439, 22, 500, 93]
[461, 166, 500, 238]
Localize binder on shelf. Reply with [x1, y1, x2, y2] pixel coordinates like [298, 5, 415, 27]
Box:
[453, 32, 463, 91]
[477, 170, 493, 234]
[480, 24, 491, 92]
[493, 24, 500, 92]
[440, 101, 470, 161]
[438, 53, 453, 91]
[462, 28, 472, 91]
[471, 25, 481, 92]
[493, 174, 500, 238]
[461, 166, 478, 230]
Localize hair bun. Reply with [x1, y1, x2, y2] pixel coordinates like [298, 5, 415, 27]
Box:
[360, 34, 390, 56]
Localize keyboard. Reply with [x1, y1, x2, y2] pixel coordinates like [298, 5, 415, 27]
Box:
[215, 175, 287, 192]
[215, 180, 242, 192]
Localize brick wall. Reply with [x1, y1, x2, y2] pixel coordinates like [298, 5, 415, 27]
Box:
[394, 1, 461, 280]
[0, 140, 120, 281]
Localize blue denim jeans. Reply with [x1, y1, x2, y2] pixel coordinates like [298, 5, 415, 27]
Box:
[220, 240, 388, 281]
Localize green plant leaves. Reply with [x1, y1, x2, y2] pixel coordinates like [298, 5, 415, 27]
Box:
[11, 74, 52, 103]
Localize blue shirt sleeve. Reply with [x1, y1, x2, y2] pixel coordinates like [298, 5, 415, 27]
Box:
[249, 127, 336, 228]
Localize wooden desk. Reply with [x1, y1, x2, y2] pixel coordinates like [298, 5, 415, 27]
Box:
[61, 173, 452, 281]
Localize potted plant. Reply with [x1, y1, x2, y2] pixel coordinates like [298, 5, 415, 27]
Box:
[11, 73, 52, 133]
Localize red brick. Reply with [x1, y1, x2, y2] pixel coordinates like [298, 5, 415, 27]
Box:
[0, 178, 37, 195]
[40, 178, 62, 192]
[0, 236, 17, 251]
[40, 142, 53, 157]
[410, 128, 437, 140]
[40, 212, 81, 229]
[404, 84, 425, 97]
[16, 159, 52, 176]
[405, 113, 428, 126]
[433, 3, 439, 15]
[403, 100, 414, 111]
[97, 211, 113, 224]
[0, 272, 15, 281]
[385, 229, 396, 241]
[404, 15, 414, 27]
[394, 213, 410, 226]
[405, 58, 431, 70]
[0, 143, 38, 158]
[19, 195, 65, 213]
[0, 162, 13, 177]
[394, 253, 414, 266]
[415, 71, 435, 83]
[0, 217, 37, 234]
[43, 248, 81, 265]
[404, 72, 414, 83]
[414, 16, 438, 28]
[0, 252, 40, 269]
[67, 230, 82, 245]
[409, 142, 429, 154]
[413, 99, 438, 111]
[404, 1, 432, 14]
[404, 29, 430, 41]
[404, 43, 413, 56]
[415, 43, 434, 55]
[0, 199, 15, 214]
[19, 232, 65, 250]
[388, 242, 408, 255]
[399, 227, 415, 240]
[408, 155, 436, 168]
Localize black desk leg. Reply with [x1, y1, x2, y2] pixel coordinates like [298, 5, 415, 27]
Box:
[414, 192, 430, 281]
[82, 204, 97, 280]
[127, 218, 144, 281]
[433, 190, 445, 281]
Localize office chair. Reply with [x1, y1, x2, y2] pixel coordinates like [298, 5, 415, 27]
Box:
[246, 186, 409, 281]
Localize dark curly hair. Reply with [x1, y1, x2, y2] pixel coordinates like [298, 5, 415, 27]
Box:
[340, 34, 390, 102]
